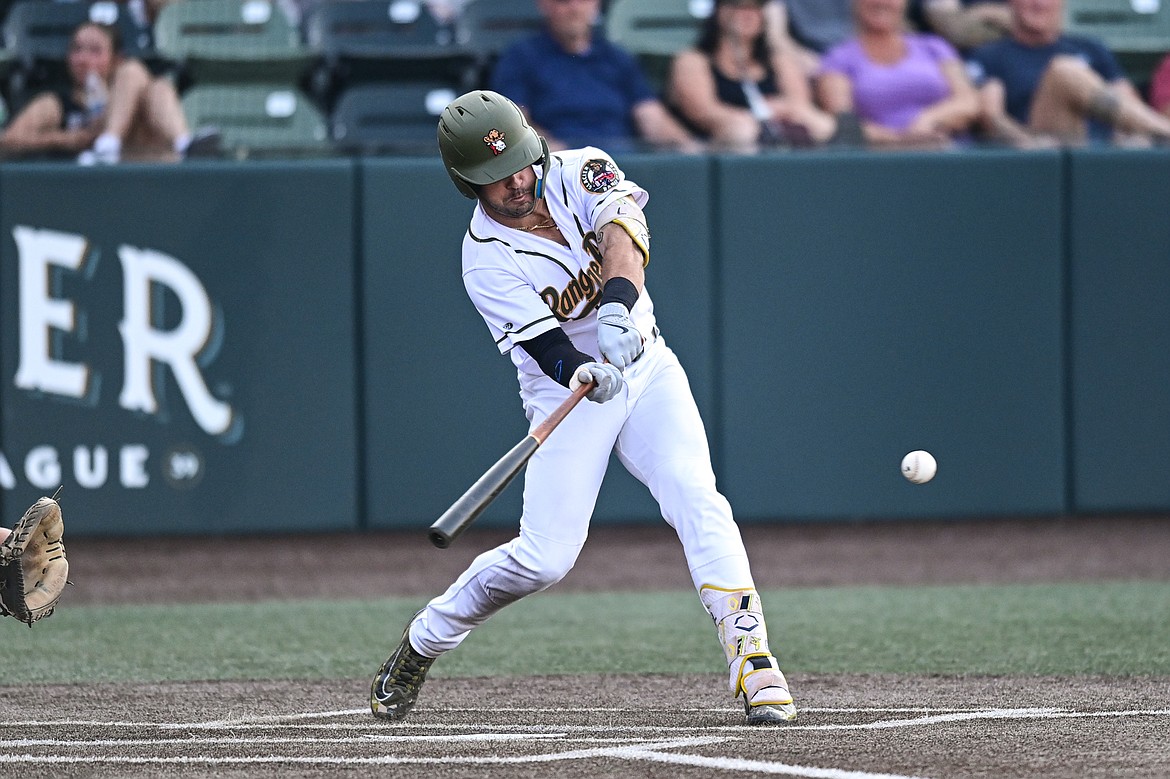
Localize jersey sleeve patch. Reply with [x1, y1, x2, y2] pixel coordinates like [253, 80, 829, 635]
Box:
[580, 158, 621, 194]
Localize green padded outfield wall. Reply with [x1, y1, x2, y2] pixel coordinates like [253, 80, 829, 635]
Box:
[1067, 150, 1170, 512]
[5, 152, 1167, 538]
[360, 154, 715, 529]
[716, 151, 1067, 520]
[360, 157, 529, 530]
[0, 162, 359, 535]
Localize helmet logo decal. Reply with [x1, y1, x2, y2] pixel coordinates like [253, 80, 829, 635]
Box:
[483, 129, 507, 155]
[580, 158, 619, 194]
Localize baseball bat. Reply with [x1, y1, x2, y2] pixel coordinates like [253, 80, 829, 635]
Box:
[428, 380, 593, 549]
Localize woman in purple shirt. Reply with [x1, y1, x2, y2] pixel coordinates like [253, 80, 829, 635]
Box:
[816, 0, 980, 147]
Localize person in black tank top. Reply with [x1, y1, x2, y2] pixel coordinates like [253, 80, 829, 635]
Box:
[710, 60, 781, 110]
[667, 0, 836, 149]
[0, 21, 213, 163]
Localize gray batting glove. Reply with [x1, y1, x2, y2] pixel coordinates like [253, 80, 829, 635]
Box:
[596, 302, 643, 370]
[569, 362, 624, 404]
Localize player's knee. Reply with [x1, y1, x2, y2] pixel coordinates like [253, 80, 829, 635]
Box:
[507, 531, 582, 591]
[528, 546, 579, 590]
[651, 457, 718, 498]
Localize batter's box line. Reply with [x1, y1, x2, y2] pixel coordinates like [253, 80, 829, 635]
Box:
[0, 736, 937, 779]
[170, 706, 994, 727]
[5, 708, 1169, 732]
[0, 706, 996, 730]
[0, 734, 697, 747]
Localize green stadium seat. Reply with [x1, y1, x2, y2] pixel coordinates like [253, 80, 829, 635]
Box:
[154, 0, 314, 84]
[1064, 0, 1170, 53]
[604, 0, 709, 58]
[181, 82, 329, 157]
[603, 0, 711, 93]
[330, 80, 458, 154]
[303, 0, 470, 107]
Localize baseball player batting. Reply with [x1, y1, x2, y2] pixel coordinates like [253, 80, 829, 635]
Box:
[370, 90, 796, 726]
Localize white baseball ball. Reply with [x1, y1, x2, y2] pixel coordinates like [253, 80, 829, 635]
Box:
[901, 450, 937, 484]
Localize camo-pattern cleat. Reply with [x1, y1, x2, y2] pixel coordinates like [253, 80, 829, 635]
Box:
[370, 625, 436, 721]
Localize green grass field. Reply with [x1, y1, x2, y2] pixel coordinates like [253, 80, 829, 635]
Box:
[3, 581, 1168, 685]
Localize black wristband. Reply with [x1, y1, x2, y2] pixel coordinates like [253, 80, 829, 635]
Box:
[518, 328, 591, 388]
[599, 277, 638, 311]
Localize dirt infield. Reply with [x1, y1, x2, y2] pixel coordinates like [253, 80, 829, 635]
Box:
[3, 515, 1169, 778]
[3, 673, 1168, 778]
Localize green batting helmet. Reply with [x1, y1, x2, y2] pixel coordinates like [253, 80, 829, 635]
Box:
[437, 90, 549, 199]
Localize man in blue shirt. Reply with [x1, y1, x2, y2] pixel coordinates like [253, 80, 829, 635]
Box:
[968, 0, 1170, 146]
[490, 0, 700, 152]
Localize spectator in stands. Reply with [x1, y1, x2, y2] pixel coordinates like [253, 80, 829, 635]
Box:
[489, 0, 701, 152]
[667, 0, 836, 150]
[0, 21, 214, 163]
[815, 0, 980, 148]
[916, 0, 1010, 52]
[1151, 52, 1170, 119]
[760, 1, 823, 76]
[968, 0, 1170, 147]
[783, 0, 854, 61]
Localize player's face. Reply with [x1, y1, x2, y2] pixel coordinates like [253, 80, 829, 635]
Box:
[478, 167, 539, 220]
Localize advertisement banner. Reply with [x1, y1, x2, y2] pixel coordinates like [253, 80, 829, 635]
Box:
[0, 162, 359, 535]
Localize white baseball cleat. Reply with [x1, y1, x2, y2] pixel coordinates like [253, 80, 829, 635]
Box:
[739, 654, 798, 725]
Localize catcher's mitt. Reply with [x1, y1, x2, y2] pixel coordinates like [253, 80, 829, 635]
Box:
[0, 496, 69, 626]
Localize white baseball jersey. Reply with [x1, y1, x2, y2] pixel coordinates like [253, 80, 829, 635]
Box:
[460, 147, 657, 384]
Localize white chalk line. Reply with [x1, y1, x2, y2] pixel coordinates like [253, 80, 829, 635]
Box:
[2, 707, 1167, 778]
[616, 747, 932, 779]
[0, 737, 718, 766]
[0, 734, 577, 747]
[6, 708, 1169, 733]
[114, 706, 1003, 729]
[0, 705, 1082, 729]
[0, 737, 928, 778]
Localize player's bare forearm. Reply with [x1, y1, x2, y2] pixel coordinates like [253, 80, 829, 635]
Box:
[596, 221, 645, 292]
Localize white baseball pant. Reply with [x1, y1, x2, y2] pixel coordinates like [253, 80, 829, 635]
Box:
[410, 337, 757, 657]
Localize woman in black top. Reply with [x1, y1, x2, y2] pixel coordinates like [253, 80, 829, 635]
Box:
[0, 21, 197, 163]
[668, 0, 835, 149]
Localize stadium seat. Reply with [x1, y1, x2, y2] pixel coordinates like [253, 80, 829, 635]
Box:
[303, 0, 470, 107]
[181, 82, 329, 157]
[2, 0, 151, 112]
[1064, 0, 1170, 53]
[604, 0, 709, 57]
[454, 0, 546, 87]
[153, 0, 313, 84]
[330, 80, 457, 154]
[603, 0, 711, 92]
